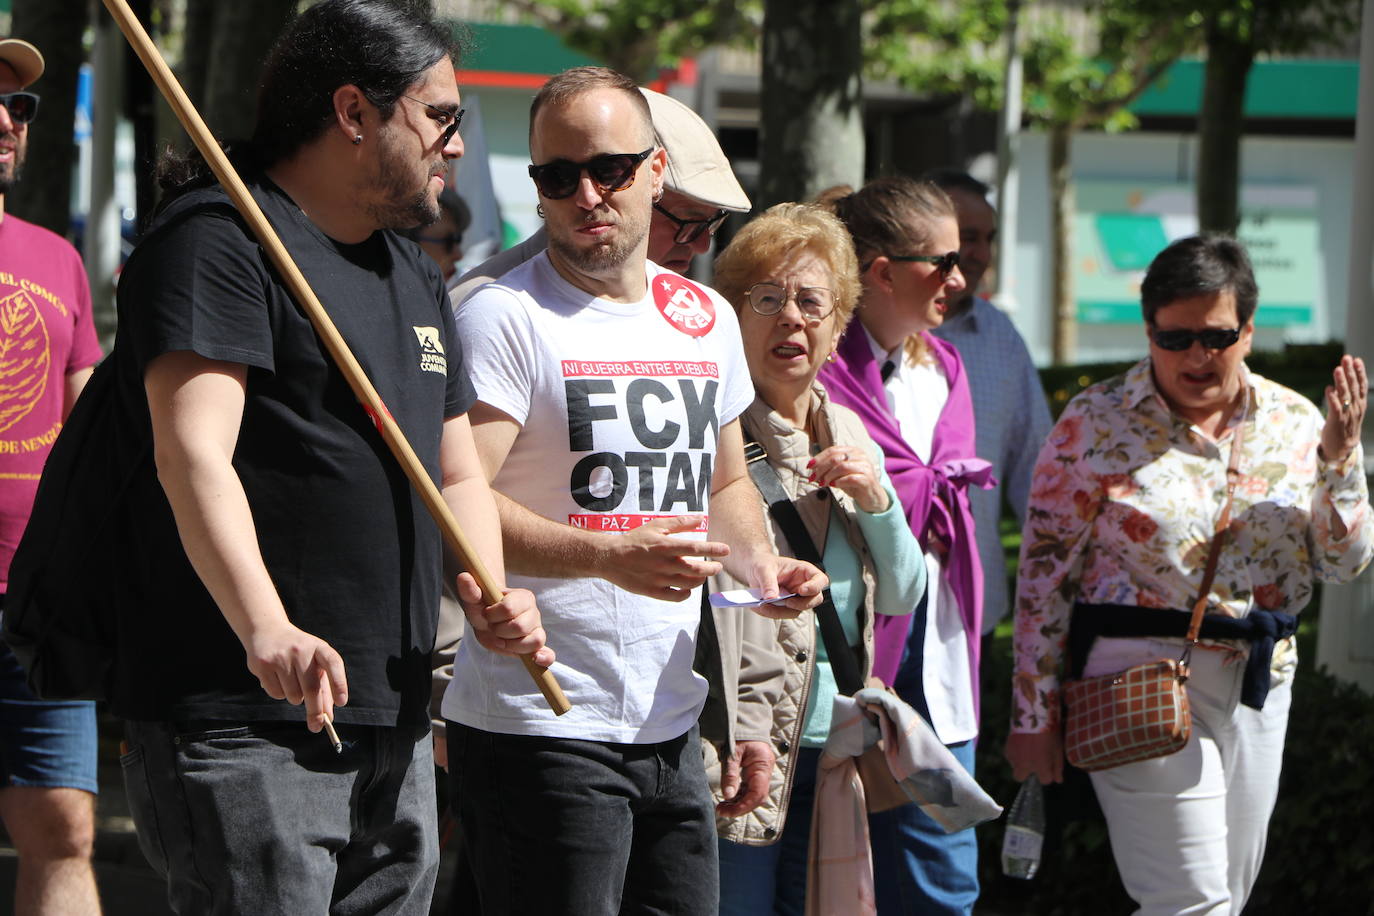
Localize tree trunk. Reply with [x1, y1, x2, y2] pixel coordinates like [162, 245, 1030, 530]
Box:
[1196, 17, 1255, 237]
[758, 0, 864, 209]
[202, 1, 296, 142]
[1049, 121, 1076, 365]
[8, 0, 90, 237]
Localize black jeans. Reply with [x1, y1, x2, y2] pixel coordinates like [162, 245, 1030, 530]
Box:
[447, 722, 718, 915]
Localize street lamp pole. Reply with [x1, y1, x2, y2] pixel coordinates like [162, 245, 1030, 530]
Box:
[992, 0, 1023, 316]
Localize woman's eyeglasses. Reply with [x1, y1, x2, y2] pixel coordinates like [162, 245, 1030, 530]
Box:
[528, 148, 654, 200]
[746, 283, 835, 321]
[652, 203, 728, 245]
[1149, 326, 1243, 352]
[888, 250, 960, 278]
[0, 92, 39, 125]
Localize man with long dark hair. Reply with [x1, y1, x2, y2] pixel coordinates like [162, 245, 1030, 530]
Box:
[99, 2, 548, 911]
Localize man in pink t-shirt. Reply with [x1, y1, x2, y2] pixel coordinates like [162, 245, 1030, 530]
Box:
[0, 37, 103, 915]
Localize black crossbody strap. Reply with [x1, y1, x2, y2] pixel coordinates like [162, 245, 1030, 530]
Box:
[743, 439, 866, 696]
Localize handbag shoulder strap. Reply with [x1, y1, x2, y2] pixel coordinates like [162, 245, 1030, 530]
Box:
[1183, 409, 1248, 661]
[742, 437, 866, 697]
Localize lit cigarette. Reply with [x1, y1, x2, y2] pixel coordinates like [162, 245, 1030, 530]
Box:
[323, 717, 343, 754]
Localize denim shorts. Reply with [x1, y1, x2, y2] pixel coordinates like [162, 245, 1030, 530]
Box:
[0, 611, 99, 794]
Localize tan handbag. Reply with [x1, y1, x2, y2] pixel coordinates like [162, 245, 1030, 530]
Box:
[1063, 417, 1245, 772]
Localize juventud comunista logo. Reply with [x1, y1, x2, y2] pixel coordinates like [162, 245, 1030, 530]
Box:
[0, 288, 50, 434]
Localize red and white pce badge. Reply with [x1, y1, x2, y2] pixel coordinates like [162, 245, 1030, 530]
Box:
[652, 273, 716, 337]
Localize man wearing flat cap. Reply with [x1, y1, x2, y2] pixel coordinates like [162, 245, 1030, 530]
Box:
[0, 36, 104, 916]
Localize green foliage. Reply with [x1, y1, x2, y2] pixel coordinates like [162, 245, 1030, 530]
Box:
[867, 0, 1199, 133]
[867, 0, 1004, 109]
[1205, 0, 1360, 56]
[528, 0, 1202, 133]
[1247, 658, 1374, 915]
[976, 613, 1374, 914]
[508, 0, 760, 78]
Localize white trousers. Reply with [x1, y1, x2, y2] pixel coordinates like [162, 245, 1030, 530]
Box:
[1082, 637, 1291, 916]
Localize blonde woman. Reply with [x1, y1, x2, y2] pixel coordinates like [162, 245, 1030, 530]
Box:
[700, 203, 925, 915]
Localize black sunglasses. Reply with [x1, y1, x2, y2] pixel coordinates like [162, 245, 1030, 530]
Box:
[400, 95, 464, 147]
[1150, 326, 1244, 352]
[0, 92, 39, 125]
[528, 148, 654, 200]
[889, 251, 960, 277]
[652, 202, 728, 245]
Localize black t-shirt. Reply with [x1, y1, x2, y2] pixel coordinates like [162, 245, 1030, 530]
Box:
[108, 176, 474, 727]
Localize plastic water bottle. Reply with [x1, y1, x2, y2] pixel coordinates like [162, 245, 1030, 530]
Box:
[1001, 775, 1045, 879]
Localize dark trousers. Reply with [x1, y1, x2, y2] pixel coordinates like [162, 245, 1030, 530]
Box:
[122, 719, 438, 915]
[447, 721, 718, 915]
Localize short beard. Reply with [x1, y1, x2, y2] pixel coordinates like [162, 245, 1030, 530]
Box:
[547, 201, 650, 278]
[0, 136, 24, 195]
[368, 187, 438, 231]
[363, 132, 440, 230]
[548, 224, 640, 276]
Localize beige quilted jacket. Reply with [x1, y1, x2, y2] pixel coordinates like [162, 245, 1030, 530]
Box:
[699, 388, 887, 846]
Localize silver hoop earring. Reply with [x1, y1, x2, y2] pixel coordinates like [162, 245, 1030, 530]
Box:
[536, 203, 545, 219]
[352, 134, 363, 145]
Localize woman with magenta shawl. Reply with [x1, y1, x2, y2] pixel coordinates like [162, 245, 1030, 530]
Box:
[818, 177, 990, 916]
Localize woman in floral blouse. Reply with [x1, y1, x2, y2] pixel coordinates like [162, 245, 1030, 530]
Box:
[1005, 235, 1372, 914]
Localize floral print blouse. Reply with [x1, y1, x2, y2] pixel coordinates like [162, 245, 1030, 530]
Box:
[1011, 358, 1373, 733]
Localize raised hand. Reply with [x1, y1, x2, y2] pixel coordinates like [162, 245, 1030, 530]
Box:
[809, 444, 889, 514]
[1322, 355, 1367, 465]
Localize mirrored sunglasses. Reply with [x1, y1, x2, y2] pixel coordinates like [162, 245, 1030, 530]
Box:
[0, 92, 39, 125]
[652, 202, 728, 245]
[528, 148, 654, 200]
[1150, 326, 1243, 352]
[889, 250, 960, 278]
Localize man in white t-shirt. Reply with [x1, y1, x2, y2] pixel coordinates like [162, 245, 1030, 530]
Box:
[442, 67, 825, 916]
[430, 86, 752, 759]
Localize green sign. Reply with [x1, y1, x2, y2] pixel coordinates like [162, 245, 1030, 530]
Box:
[1075, 180, 1317, 328]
